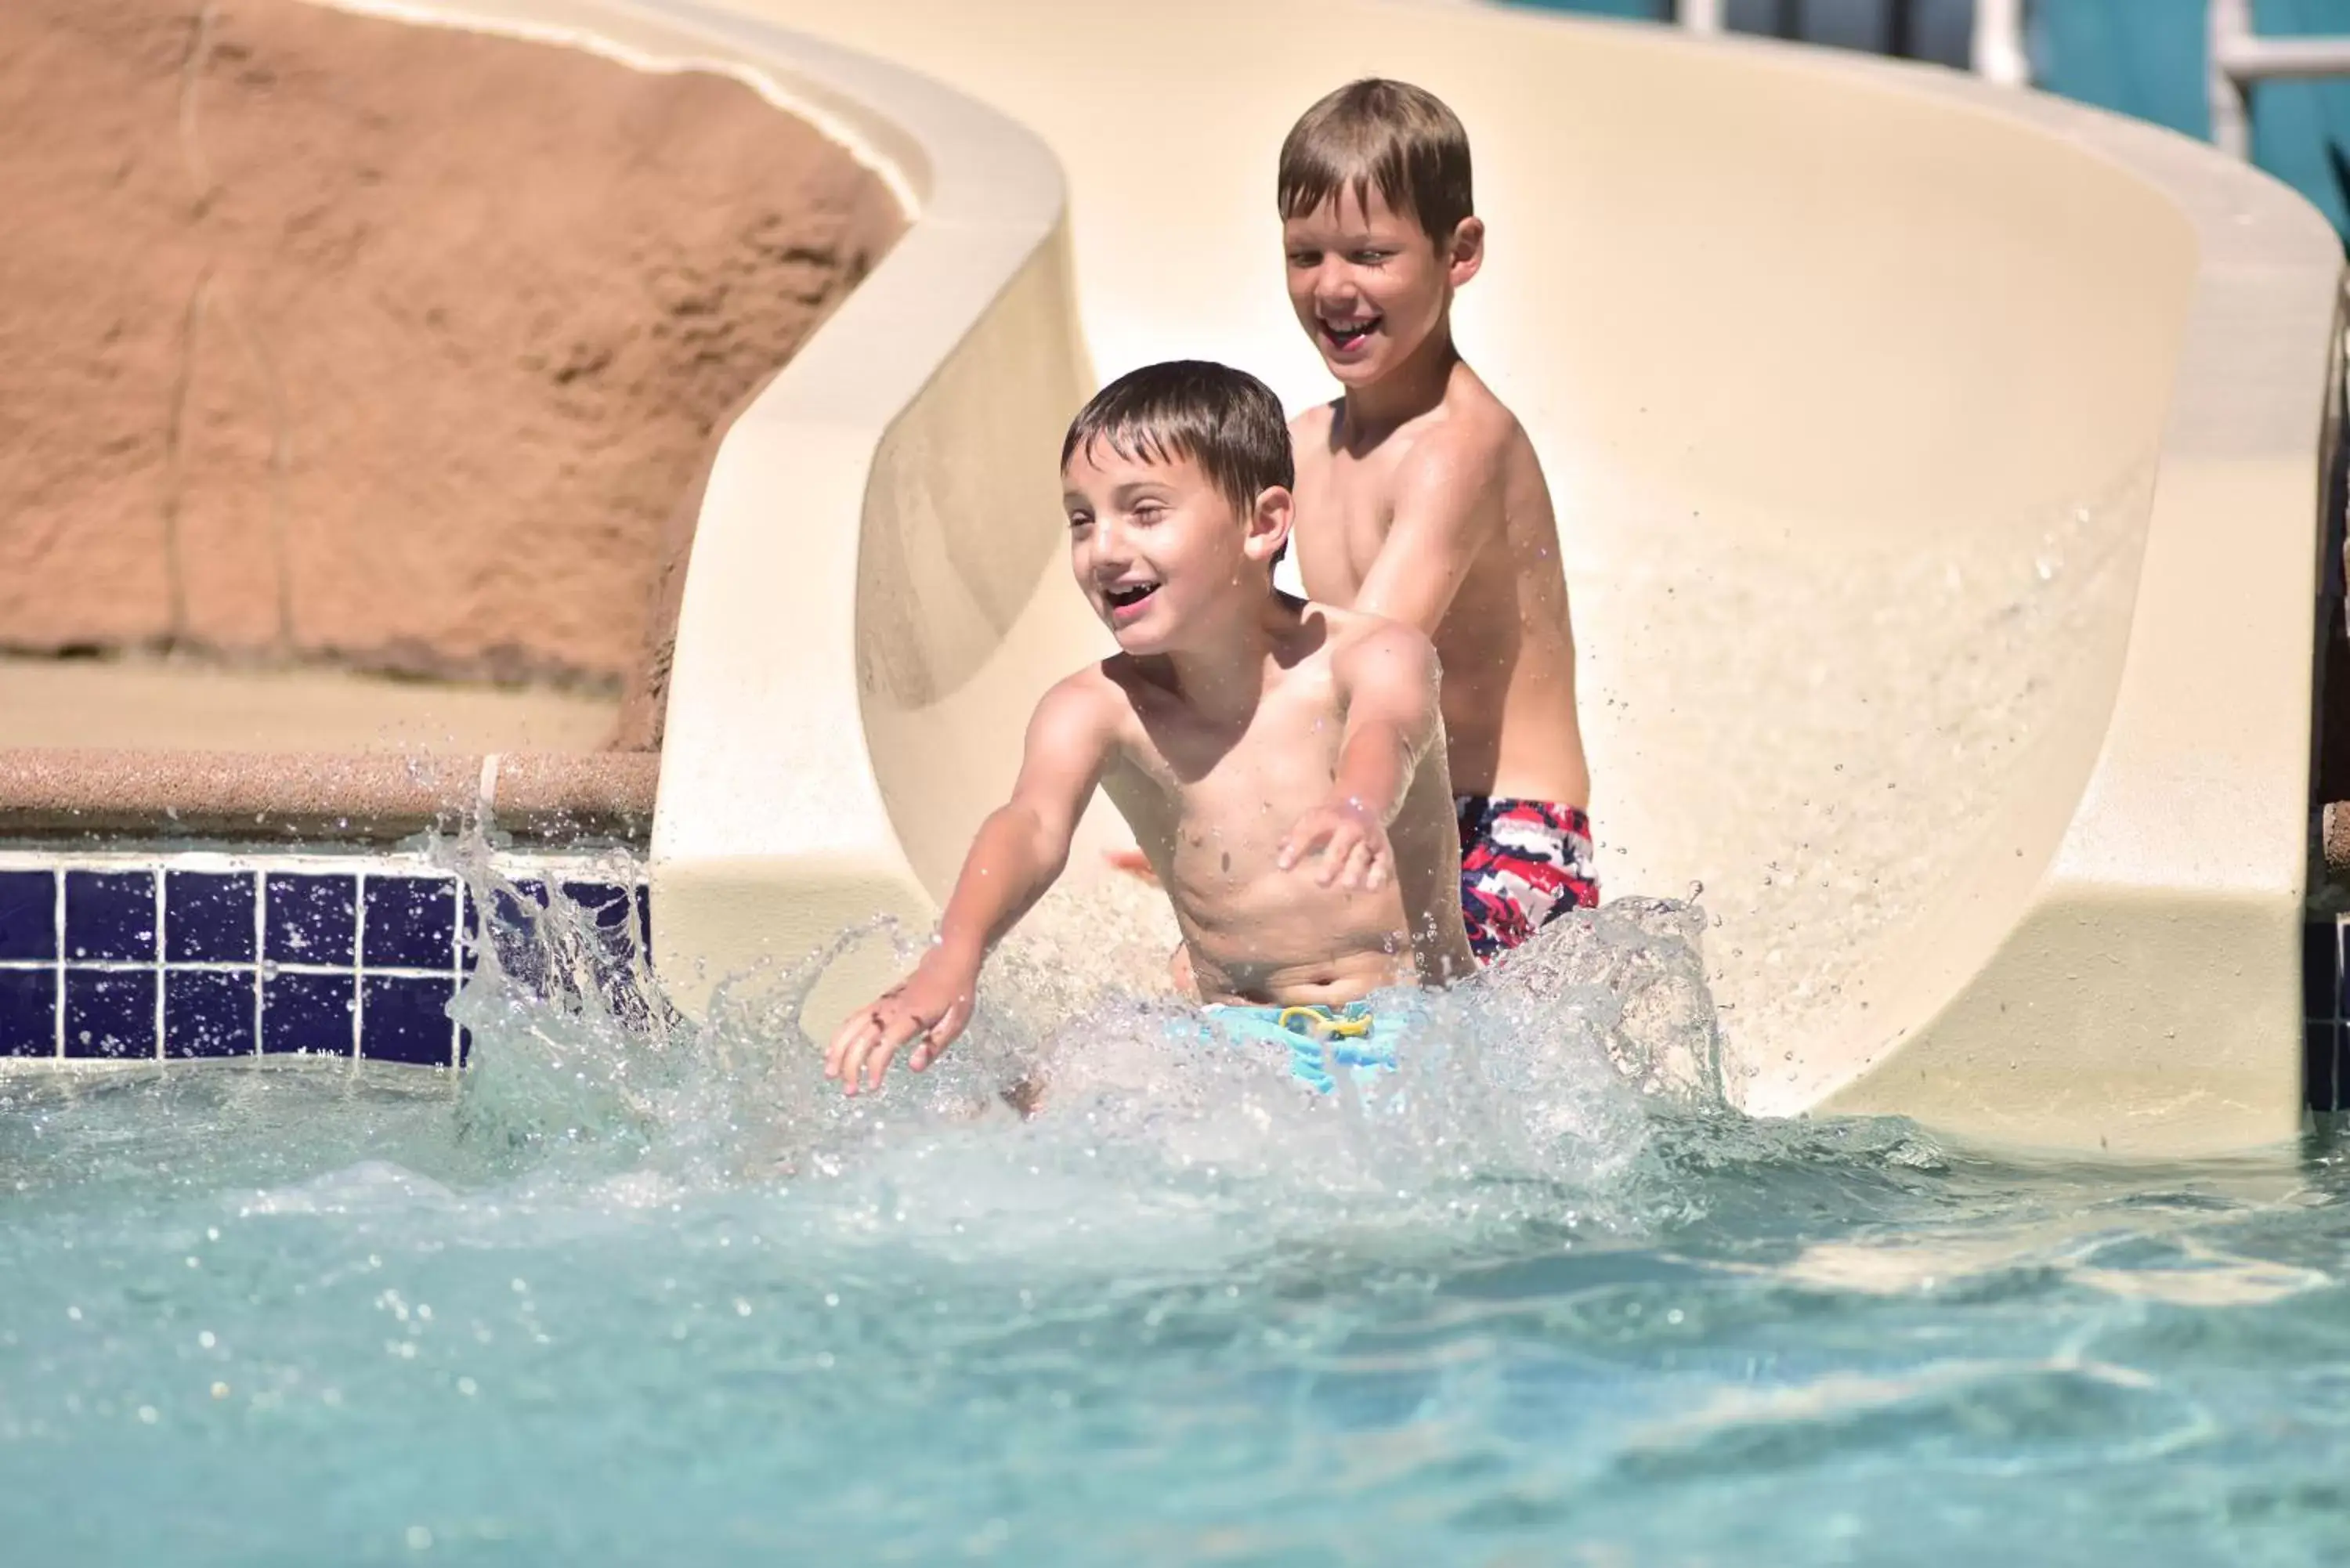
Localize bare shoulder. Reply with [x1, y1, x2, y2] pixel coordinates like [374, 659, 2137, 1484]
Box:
[1395, 377, 1521, 510]
[1289, 399, 1340, 452]
[1029, 663, 1130, 746]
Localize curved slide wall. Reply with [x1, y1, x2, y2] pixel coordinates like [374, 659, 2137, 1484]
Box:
[357, 0, 2337, 1154]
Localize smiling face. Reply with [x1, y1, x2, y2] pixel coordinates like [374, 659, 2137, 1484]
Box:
[1282, 186, 1481, 388]
[1062, 438, 1290, 656]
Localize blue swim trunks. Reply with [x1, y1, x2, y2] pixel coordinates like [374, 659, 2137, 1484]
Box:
[1191, 1000, 1410, 1094]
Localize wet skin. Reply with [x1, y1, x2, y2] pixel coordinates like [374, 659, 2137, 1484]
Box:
[1283, 188, 1591, 807]
[824, 442, 1473, 1094]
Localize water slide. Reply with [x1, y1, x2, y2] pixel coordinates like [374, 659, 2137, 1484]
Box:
[361, 0, 2339, 1154]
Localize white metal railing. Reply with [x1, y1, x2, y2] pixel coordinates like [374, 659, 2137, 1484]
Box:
[1972, 0, 2028, 87]
[2209, 0, 2350, 157]
[1668, 0, 2027, 86]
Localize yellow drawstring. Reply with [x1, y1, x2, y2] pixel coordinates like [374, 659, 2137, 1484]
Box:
[1274, 1006, 1373, 1041]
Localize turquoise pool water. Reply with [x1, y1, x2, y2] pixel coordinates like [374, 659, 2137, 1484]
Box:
[1, 901, 2345, 1565]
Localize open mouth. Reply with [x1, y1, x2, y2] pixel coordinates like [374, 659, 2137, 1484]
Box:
[1321, 314, 1380, 352]
[1104, 581, 1159, 620]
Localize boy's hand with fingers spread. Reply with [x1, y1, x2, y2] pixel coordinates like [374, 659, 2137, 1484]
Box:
[1278, 797, 1393, 891]
[825, 947, 979, 1095]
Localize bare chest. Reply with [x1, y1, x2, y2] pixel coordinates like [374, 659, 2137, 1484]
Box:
[1291, 450, 1398, 603]
[1114, 686, 1348, 875]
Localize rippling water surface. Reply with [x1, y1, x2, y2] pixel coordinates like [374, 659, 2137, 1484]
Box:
[1, 881, 2345, 1566]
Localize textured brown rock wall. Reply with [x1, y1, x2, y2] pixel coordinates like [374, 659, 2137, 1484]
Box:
[0, 0, 899, 692]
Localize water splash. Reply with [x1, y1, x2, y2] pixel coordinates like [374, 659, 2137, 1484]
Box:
[426, 832, 1727, 1252]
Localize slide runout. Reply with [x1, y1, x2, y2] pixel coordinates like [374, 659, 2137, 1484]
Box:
[345, 0, 2341, 1153]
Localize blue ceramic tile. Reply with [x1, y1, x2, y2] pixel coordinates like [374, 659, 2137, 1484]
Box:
[0, 969, 54, 1057]
[266, 874, 356, 967]
[2307, 921, 2341, 1021]
[166, 970, 257, 1060]
[2308, 1020, 2342, 1116]
[363, 876, 459, 971]
[457, 1026, 473, 1068]
[561, 881, 634, 934]
[562, 881, 644, 1020]
[64, 872, 155, 963]
[2337, 922, 2350, 1023]
[0, 870, 56, 961]
[65, 969, 156, 1060]
[2332, 1023, 2348, 1117]
[361, 975, 456, 1067]
[262, 972, 354, 1056]
[166, 872, 257, 963]
[482, 880, 551, 995]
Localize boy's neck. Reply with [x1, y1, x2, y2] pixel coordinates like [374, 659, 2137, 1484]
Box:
[1338, 320, 1460, 443]
[1152, 591, 1299, 723]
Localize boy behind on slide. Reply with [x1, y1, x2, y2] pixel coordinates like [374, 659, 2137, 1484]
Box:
[1279, 78, 1598, 960]
[826, 361, 1475, 1098]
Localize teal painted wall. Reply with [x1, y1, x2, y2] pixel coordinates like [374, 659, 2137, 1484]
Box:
[2034, 0, 2350, 240]
[1509, 0, 2350, 243]
[2246, 0, 2350, 237]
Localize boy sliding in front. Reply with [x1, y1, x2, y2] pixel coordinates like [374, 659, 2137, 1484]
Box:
[826, 360, 1474, 1097]
[1279, 79, 1599, 960]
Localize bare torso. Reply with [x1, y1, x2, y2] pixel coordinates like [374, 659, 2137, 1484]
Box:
[1092, 602, 1471, 1005]
[1291, 363, 1590, 806]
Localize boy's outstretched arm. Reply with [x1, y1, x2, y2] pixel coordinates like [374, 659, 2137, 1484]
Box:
[1349, 438, 1499, 635]
[1278, 623, 1445, 891]
[825, 678, 1113, 1095]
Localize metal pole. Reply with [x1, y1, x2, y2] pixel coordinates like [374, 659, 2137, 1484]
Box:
[1677, 0, 1724, 31]
[1888, 0, 1915, 60]
[1971, 0, 2029, 86]
[2211, 0, 2253, 158]
[1773, 0, 1804, 41]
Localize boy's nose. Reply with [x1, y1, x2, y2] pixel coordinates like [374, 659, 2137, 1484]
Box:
[1088, 518, 1136, 567]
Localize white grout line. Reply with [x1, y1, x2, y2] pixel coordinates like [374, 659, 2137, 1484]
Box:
[50, 871, 63, 1061]
[448, 876, 465, 1068]
[152, 869, 167, 1060]
[352, 871, 368, 1060]
[0, 958, 465, 977]
[0, 849, 643, 879]
[252, 868, 267, 1057]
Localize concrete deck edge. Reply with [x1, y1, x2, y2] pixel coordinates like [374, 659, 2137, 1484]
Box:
[0, 750, 658, 841]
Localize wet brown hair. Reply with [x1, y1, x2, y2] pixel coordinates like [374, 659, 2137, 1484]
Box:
[1278, 78, 1473, 246]
[1061, 359, 1293, 519]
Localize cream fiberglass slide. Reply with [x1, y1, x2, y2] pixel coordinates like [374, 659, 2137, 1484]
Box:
[334, 0, 2341, 1156]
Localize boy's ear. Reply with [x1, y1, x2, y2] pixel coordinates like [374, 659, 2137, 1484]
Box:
[1446, 216, 1486, 290]
[1243, 485, 1294, 565]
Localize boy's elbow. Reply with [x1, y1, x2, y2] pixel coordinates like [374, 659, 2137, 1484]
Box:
[997, 800, 1075, 872]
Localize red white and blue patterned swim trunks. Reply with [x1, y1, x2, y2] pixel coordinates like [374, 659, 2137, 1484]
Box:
[1455, 797, 1600, 960]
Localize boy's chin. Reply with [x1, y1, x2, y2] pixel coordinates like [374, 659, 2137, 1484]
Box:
[1318, 347, 1388, 385]
[1107, 612, 1196, 656]
[1111, 624, 1174, 656]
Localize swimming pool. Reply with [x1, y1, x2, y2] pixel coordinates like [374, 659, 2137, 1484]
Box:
[2, 897, 2344, 1566]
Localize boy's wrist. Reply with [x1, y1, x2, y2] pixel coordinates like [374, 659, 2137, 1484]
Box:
[927, 930, 985, 974]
